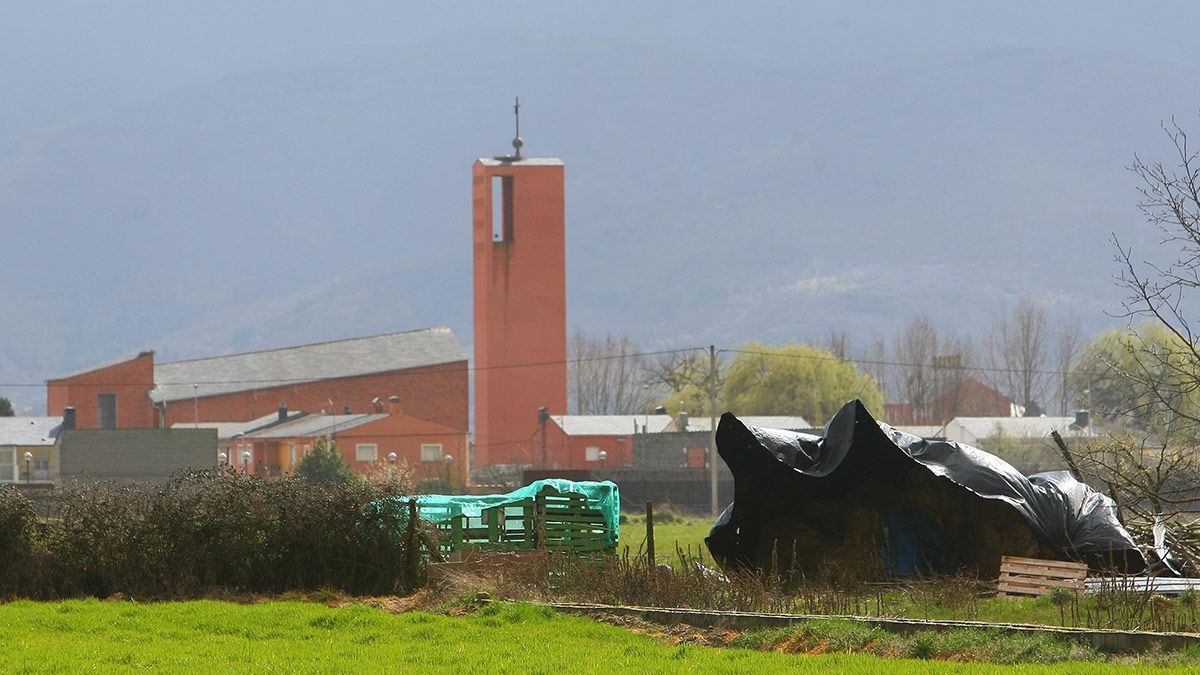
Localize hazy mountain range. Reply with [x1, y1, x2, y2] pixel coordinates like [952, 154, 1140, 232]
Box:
[3, 3, 1199, 413]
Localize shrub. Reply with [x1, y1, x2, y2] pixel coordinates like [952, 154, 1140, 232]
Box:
[2, 472, 435, 600]
[0, 486, 36, 591]
[295, 438, 356, 484]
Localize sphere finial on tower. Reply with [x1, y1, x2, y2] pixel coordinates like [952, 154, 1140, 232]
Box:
[512, 96, 523, 159]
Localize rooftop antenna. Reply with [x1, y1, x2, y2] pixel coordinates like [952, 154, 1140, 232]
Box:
[511, 96, 523, 160]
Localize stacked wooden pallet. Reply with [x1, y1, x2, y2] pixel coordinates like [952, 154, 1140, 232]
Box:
[432, 484, 611, 556]
[996, 555, 1087, 598]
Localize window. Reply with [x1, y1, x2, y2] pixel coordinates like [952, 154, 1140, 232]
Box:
[303, 444, 310, 456]
[491, 175, 514, 242]
[421, 443, 443, 462]
[585, 446, 601, 462]
[98, 393, 117, 430]
[289, 444, 296, 465]
[0, 447, 13, 481]
[686, 447, 707, 469]
[355, 443, 378, 462]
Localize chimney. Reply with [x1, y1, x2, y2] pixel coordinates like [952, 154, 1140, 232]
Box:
[372, 397, 384, 413]
[278, 402, 288, 422]
[1073, 410, 1090, 430]
[388, 395, 401, 414]
[677, 411, 689, 432]
[62, 407, 76, 431]
[343, 405, 352, 415]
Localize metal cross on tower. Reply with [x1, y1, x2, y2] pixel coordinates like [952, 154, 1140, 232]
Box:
[512, 96, 523, 159]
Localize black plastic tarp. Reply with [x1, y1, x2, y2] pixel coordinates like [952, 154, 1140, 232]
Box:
[706, 400, 1145, 578]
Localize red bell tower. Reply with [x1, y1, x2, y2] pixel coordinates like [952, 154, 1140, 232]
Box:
[472, 100, 567, 468]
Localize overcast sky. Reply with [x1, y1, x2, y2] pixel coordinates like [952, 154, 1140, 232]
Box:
[4, 2, 1197, 137]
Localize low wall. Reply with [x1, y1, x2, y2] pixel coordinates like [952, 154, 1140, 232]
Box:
[534, 601, 1200, 654]
[58, 429, 217, 483]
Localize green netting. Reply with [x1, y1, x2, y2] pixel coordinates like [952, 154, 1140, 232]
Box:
[413, 479, 620, 549]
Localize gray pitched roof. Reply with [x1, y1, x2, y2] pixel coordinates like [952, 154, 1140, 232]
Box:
[150, 327, 466, 403]
[244, 413, 386, 439]
[946, 416, 1085, 441]
[0, 416, 63, 446]
[170, 412, 303, 440]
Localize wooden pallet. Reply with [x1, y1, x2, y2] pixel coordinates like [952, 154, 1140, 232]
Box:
[431, 485, 612, 555]
[997, 555, 1087, 598]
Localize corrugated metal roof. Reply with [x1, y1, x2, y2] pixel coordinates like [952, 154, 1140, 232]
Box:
[244, 413, 386, 439]
[947, 416, 1084, 441]
[150, 327, 466, 403]
[891, 425, 948, 439]
[0, 417, 63, 446]
[171, 412, 302, 439]
[551, 415, 674, 436]
[680, 415, 813, 432]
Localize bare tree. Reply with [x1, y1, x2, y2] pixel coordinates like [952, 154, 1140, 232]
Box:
[1061, 117, 1200, 566]
[647, 349, 720, 415]
[1110, 118, 1200, 441]
[825, 330, 849, 360]
[1072, 431, 1200, 570]
[568, 330, 655, 415]
[934, 336, 980, 422]
[893, 317, 940, 423]
[887, 318, 975, 424]
[1054, 318, 1083, 416]
[987, 297, 1050, 416]
[859, 337, 889, 400]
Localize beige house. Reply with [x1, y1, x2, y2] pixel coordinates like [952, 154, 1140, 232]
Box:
[0, 416, 63, 485]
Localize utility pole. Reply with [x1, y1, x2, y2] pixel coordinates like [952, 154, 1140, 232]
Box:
[708, 344, 719, 519]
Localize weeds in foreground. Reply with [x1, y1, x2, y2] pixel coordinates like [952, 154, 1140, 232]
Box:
[447, 546, 1200, 633]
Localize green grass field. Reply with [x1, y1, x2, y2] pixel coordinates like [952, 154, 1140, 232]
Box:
[0, 599, 1187, 673]
[622, 513, 713, 565]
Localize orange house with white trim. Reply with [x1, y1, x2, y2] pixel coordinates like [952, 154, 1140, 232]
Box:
[209, 403, 467, 485]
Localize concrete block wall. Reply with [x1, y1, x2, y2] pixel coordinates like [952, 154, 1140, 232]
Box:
[632, 431, 726, 471]
[58, 429, 218, 483]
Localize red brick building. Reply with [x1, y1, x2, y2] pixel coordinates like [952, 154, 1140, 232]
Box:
[47, 352, 157, 430]
[472, 153, 568, 468]
[533, 415, 674, 470]
[884, 377, 1020, 426]
[46, 328, 468, 436]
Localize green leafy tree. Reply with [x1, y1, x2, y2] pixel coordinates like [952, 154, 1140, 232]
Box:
[0, 397, 13, 417]
[295, 438, 356, 484]
[722, 342, 885, 424]
[1070, 324, 1200, 434]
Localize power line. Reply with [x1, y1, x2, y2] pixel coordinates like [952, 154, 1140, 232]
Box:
[718, 348, 1083, 378]
[0, 347, 710, 388]
[0, 343, 1110, 390]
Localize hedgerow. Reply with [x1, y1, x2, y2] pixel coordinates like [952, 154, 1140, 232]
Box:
[0, 473, 433, 599]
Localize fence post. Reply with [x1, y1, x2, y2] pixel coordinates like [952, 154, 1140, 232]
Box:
[404, 498, 422, 591]
[534, 489, 547, 551]
[646, 501, 655, 569]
